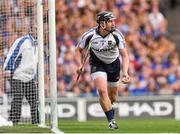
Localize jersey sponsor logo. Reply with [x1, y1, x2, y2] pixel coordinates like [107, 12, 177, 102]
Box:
[92, 46, 116, 52]
[92, 41, 116, 52]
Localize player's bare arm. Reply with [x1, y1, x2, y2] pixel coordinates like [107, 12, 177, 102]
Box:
[119, 48, 130, 84]
[75, 46, 83, 74]
[75, 46, 82, 67]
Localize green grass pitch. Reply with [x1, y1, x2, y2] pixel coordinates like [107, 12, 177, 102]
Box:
[0, 119, 180, 133]
[59, 119, 180, 133]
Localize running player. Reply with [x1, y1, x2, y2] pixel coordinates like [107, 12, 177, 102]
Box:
[76, 11, 130, 129]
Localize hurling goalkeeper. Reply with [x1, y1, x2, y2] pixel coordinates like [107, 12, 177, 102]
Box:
[76, 11, 130, 129]
[3, 33, 39, 125]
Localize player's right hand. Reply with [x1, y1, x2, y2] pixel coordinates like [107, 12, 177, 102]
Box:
[76, 67, 84, 82]
[76, 67, 83, 75]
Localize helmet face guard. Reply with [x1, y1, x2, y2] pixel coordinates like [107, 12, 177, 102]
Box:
[96, 11, 116, 24]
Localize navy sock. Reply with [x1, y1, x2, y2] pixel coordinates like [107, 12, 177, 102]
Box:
[112, 108, 115, 116]
[105, 108, 114, 122]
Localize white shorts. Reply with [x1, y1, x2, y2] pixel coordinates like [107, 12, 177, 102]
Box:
[91, 71, 119, 87]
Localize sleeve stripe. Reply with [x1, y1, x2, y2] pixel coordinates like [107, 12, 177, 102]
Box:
[84, 34, 94, 49]
[112, 29, 126, 48]
[115, 29, 124, 39]
[78, 29, 95, 48]
[112, 34, 119, 47]
[4, 37, 28, 71]
[81, 28, 94, 41]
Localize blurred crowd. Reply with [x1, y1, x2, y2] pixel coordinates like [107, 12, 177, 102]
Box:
[55, 0, 180, 97]
[0, 0, 180, 97]
[0, 0, 37, 96]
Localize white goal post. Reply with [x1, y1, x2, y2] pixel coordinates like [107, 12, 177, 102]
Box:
[38, 0, 61, 133]
[37, 0, 45, 127]
[48, 0, 58, 130]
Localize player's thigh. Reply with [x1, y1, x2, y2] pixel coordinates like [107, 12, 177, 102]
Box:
[106, 58, 120, 87]
[91, 65, 108, 94]
[93, 76, 107, 94]
[106, 58, 120, 98]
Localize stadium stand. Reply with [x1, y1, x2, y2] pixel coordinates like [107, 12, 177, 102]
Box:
[0, 0, 180, 97]
[55, 0, 180, 97]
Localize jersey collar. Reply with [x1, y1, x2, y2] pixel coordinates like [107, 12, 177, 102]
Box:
[96, 26, 114, 38]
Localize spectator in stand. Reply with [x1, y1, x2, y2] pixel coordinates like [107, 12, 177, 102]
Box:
[148, 1, 167, 39]
[171, 66, 180, 94]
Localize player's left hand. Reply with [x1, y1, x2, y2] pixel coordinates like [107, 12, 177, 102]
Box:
[121, 74, 130, 84]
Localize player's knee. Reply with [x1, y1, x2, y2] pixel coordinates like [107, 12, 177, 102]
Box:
[98, 90, 108, 98]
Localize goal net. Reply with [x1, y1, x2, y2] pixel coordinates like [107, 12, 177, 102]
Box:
[0, 0, 57, 129]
